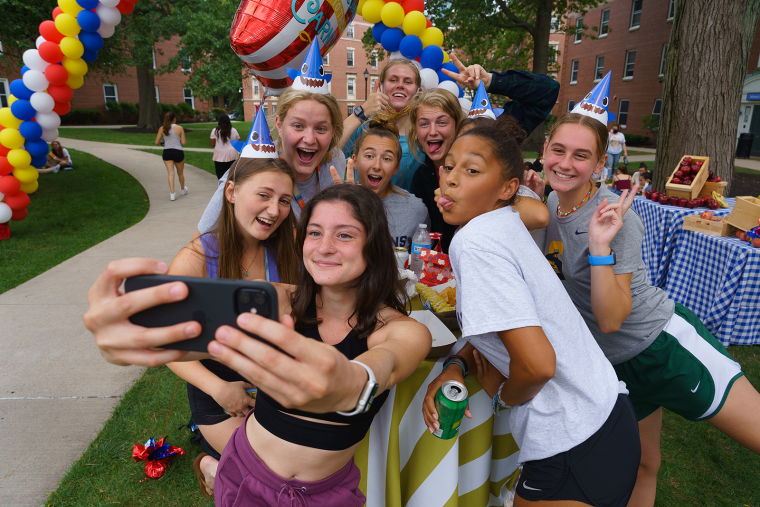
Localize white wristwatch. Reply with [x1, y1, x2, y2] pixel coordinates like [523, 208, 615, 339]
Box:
[337, 360, 379, 416]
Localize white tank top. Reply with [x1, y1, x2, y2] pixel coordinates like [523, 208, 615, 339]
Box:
[163, 124, 183, 150]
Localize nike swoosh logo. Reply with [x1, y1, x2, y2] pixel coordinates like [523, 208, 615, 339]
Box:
[691, 381, 700, 393]
[523, 481, 542, 491]
[575, 230, 587, 235]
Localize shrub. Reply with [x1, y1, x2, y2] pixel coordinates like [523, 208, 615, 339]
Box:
[625, 134, 650, 147]
[211, 107, 227, 120]
[121, 101, 139, 117]
[105, 100, 122, 116]
[61, 108, 104, 125]
[176, 101, 194, 120]
[544, 114, 557, 132]
[157, 103, 172, 117]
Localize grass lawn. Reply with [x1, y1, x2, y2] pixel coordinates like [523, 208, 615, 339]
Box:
[0, 149, 149, 295]
[135, 149, 217, 177]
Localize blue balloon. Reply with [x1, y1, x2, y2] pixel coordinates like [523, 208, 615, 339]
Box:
[10, 80, 34, 101]
[381, 28, 405, 53]
[21, 65, 30, 76]
[26, 139, 50, 158]
[31, 154, 49, 168]
[76, 0, 98, 9]
[372, 22, 388, 44]
[419, 45, 444, 70]
[11, 100, 37, 121]
[437, 64, 458, 84]
[82, 48, 98, 63]
[77, 10, 101, 33]
[458, 85, 464, 98]
[79, 31, 104, 52]
[19, 121, 43, 141]
[399, 35, 423, 60]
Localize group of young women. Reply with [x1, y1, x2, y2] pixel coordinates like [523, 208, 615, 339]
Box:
[83, 54, 760, 507]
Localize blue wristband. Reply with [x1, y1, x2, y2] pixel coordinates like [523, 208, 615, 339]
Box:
[588, 250, 616, 266]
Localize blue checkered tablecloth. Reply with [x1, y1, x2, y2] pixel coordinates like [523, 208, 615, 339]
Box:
[631, 196, 760, 345]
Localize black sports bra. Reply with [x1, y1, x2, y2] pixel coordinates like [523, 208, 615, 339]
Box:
[254, 306, 390, 451]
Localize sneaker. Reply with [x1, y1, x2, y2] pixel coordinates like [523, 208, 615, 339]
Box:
[180, 186, 188, 196]
[52, 165, 60, 173]
[170, 193, 176, 201]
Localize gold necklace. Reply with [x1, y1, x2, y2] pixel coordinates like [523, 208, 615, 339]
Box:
[243, 243, 262, 278]
[557, 185, 593, 217]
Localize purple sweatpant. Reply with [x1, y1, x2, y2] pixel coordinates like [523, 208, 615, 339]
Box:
[214, 410, 366, 507]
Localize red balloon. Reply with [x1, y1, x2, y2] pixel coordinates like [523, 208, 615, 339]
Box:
[53, 6, 63, 19]
[39, 20, 65, 44]
[116, 0, 135, 14]
[11, 208, 28, 221]
[426, 17, 433, 28]
[53, 101, 72, 115]
[0, 146, 9, 158]
[0, 157, 13, 177]
[45, 64, 69, 86]
[39, 41, 64, 64]
[402, 0, 425, 13]
[0, 175, 21, 196]
[4, 192, 30, 211]
[47, 83, 74, 103]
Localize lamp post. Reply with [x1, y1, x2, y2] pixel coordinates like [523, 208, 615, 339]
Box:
[364, 68, 369, 99]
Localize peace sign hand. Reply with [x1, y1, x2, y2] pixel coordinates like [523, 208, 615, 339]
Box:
[361, 80, 389, 117]
[588, 186, 639, 255]
[329, 158, 357, 186]
[441, 53, 492, 91]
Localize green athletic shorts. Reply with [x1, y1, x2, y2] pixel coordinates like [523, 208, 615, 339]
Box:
[613, 303, 744, 422]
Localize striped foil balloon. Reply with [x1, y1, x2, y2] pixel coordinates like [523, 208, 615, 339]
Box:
[230, 0, 359, 95]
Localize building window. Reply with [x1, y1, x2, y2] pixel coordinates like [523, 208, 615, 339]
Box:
[600, 9, 610, 36]
[213, 96, 219, 107]
[0, 78, 9, 108]
[370, 76, 379, 91]
[652, 99, 662, 116]
[322, 53, 329, 66]
[549, 43, 559, 64]
[630, 0, 642, 29]
[567, 100, 575, 113]
[570, 60, 579, 84]
[667, 0, 675, 20]
[152, 50, 156, 69]
[184, 88, 194, 109]
[745, 106, 751, 123]
[574, 17, 583, 43]
[347, 48, 354, 67]
[624, 50, 636, 79]
[155, 85, 159, 103]
[262, 104, 268, 118]
[371, 51, 378, 69]
[347, 25, 354, 39]
[659, 44, 669, 76]
[347, 76, 356, 96]
[347, 104, 355, 115]
[272, 104, 276, 116]
[104, 84, 118, 103]
[253, 81, 260, 96]
[618, 100, 629, 127]
[595, 55, 605, 81]
[181, 56, 192, 72]
[224, 96, 230, 108]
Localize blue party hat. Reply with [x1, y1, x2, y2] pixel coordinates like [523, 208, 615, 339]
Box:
[231, 104, 277, 158]
[468, 81, 500, 119]
[286, 39, 332, 94]
[571, 71, 616, 124]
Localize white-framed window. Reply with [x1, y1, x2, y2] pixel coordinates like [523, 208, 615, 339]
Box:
[253, 80, 260, 97]
[618, 100, 629, 127]
[595, 55, 605, 81]
[155, 85, 159, 103]
[346, 25, 354, 39]
[630, 0, 642, 29]
[745, 106, 751, 123]
[567, 100, 575, 113]
[371, 51, 378, 69]
[262, 104, 268, 118]
[104, 84, 118, 103]
[183, 88, 194, 108]
[0, 78, 9, 108]
[347, 104, 355, 115]
[570, 60, 579, 84]
[347, 76, 356, 97]
[667, 0, 675, 20]
[624, 50, 636, 79]
[574, 17, 583, 43]
[549, 42, 559, 64]
[322, 53, 329, 66]
[659, 44, 669, 77]
[327, 79, 332, 93]
[600, 9, 610, 36]
[272, 104, 276, 116]
[347, 48, 354, 67]
[370, 76, 379, 91]
[652, 99, 662, 116]
[152, 50, 156, 69]
[181, 56, 192, 72]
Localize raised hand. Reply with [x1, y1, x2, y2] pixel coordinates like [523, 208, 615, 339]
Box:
[523, 169, 545, 199]
[329, 158, 356, 185]
[588, 186, 639, 255]
[212, 381, 256, 418]
[362, 80, 389, 117]
[441, 53, 492, 91]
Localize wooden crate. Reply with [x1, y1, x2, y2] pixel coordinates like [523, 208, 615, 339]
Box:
[665, 155, 709, 200]
[682, 215, 736, 237]
[698, 181, 728, 198]
[725, 196, 760, 231]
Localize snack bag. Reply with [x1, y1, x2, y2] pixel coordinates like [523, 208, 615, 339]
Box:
[419, 248, 454, 286]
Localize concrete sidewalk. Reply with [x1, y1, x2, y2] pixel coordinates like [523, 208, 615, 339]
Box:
[0, 139, 218, 506]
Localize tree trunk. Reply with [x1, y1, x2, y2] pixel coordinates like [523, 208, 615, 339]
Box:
[526, 0, 554, 145]
[136, 64, 160, 130]
[654, 0, 760, 193]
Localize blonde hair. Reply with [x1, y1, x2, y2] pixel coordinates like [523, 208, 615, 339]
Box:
[276, 88, 344, 164]
[379, 58, 422, 89]
[406, 89, 465, 161]
[548, 113, 609, 162]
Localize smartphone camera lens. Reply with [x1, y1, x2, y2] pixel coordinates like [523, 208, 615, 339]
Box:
[254, 293, 266, 306]
[240, 292, 251, 305]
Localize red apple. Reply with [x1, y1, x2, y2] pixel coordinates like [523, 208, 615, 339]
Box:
[645, 190, 653, 200]
[708, 170, 715, 178]
[737, 230, 745, 239]
[651, 192, 660, 202]
[678, 198, 688, 207]
[680, 160, 689, 166]
[700, 210, 713, 220]
[752, 238, 760, 248]
[709, 200, 719, 210]
[659, 195, 669, 205]
[675, 170, 684, 178]
[683, 178, 693, 186]
[684, 156, 692, 163]
[739, 232, 747, 241]
[714, 177, 721, 182]
[687, 200, 698, 209]
[669, 196, 679, 206]
[696, 197, 705, 207]
[671, 177, 682, 185]
[696, 160, 704, 166]
[707, 177, 715, 182]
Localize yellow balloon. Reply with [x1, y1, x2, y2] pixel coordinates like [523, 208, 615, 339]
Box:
[60, 37, 85, 59]
[8, 95, 17, 106]
[59, 0, 83, 16]
[7, 149, 32, 168]
[380, 2, 405, 28]
[443, 52, 450, 64]
[63, 57, 88, 77]
[67, 74, 85, 89]
[55, 13, 81, 37]
[13, 166, 40, 184]
[402, 11, 427, 36]
[357, 0, 367, 16]
[0, 129, 25, 150]
[420, 27, 444, 48]
[361, 0, 385, 24]
[20, 180, 39, 194]
[0, 108, 23, 129]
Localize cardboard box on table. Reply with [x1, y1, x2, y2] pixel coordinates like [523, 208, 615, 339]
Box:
[665, 156, 709, 200]
[682, 215, 736, 237]
[725, 196, 760, 232]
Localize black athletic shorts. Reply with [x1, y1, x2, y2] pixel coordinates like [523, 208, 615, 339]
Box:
[186, 360, 247, 426]
[162, 148, 184, 163]
[516, 394, 641, 507]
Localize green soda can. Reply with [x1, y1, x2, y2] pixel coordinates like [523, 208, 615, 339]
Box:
[433, 380, 468, 439]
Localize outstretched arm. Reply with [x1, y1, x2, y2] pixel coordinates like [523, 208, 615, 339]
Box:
[487, 70, 560, 135]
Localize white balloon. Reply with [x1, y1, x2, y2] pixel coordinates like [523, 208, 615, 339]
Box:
[389, 51, 403, 60]
[0, 203, 12, 224]
[420, 68, 439, 90]
[36, 111, 61, 130]
[41, 128, 60, 143]
[96, 5, 122, 26]
[99, 0, 120, 6]
[36, 36, 47, 49]
[23, 70, 50, 93]
[458, 97, 472, 113]
[23, 49, 48, 72]
[437, 80, 460, 97]
[30, 92, 56, 114]
[97, 23, 116, 38]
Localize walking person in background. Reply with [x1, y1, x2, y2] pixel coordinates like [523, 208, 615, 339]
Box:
[210, 114, 240, 181]
[603, 124, 627, 182]
[155, 111, 188, 201]
[38, 140, 73, 173]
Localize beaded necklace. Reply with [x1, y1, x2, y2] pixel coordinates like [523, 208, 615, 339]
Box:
[557, 185, 592, 217]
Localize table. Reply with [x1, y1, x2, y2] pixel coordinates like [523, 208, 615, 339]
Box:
[355, 358, 520, 507]
[631, 197, 760, 345]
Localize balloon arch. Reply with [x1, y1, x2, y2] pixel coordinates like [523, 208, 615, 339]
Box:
[0, 0, 461, 239]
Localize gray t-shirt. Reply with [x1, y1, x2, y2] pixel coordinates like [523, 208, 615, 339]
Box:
[450, 206, 619, 463]
[544, 186, 675, 364]
[382, 189, 430, 250]
[197, 148, 347, 233]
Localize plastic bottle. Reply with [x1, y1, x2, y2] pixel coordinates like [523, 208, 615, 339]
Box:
[410, 224, 432, 279]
